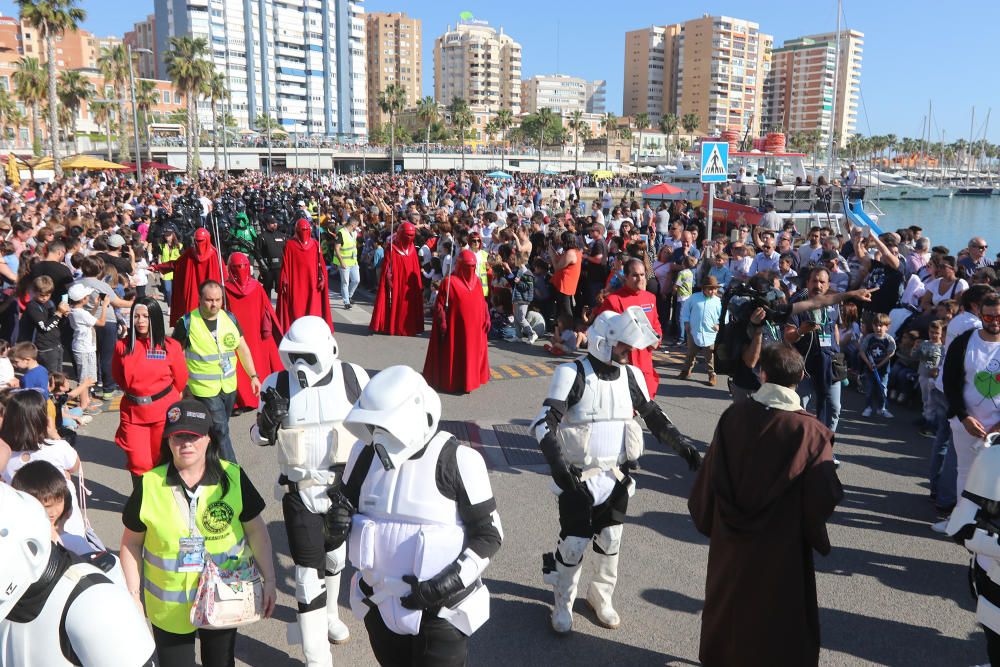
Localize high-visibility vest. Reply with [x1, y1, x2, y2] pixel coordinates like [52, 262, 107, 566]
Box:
[184, 310, 240, 397]
[475, 249, 489, 296]
[139, 460, 249, 634]
[332, 227, 357, 268]
[160, 245, 181, 281]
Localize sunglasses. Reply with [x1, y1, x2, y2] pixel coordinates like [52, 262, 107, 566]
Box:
[981, 314, 1000, 324]
[972, 244, 988, 250]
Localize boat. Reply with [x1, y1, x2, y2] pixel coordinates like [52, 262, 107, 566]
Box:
[955, 187, 993, 196]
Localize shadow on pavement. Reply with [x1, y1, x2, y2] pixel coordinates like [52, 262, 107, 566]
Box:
[640, 587, 705, 615]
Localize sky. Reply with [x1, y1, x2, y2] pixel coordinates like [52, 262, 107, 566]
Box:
[5, 0, 998, 143]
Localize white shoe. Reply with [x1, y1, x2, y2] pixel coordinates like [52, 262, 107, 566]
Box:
[879, 409, 894, 418]
[528, 331, 538, 344]
[325, 574, 350, 644]
[297, 609, 334, 667]
[861, 407, 873, 417]
[78, 415, 93, 425]
[547, 537, 587, 634]
[931, 520, 949, 534]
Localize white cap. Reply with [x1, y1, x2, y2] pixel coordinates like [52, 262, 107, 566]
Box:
[107, 233, 126, 248]
[67, 283, 95, 302]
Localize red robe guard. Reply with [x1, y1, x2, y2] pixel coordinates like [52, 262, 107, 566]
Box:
[154, 227, 225, 327]
[423, 250, 490, 393]
[369, 222, 424, 336]
[277, 219, 334, 332]
[225, 253, 283, 410]
[593, 282, 663, 398]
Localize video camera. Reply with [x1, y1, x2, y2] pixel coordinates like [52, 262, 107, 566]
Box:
[725, 279, 788, 325]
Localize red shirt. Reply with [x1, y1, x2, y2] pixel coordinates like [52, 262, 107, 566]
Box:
[593, 286, 662, 397]
[112, 337, 188, 424]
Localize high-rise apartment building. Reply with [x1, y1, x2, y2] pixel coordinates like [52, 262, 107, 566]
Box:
[366, 12, 421, 133]
[434, 21, 521, 114]
[154, 0, 367, 139]
[124, 15, 157, 79]
[624, 15, 771, 137]
[19, 22, 111, 70]
[521, 74, 605, 115]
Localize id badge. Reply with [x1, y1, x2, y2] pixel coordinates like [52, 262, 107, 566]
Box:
[220, 356, 234, 374]
[178, 536, 206, 572]
[818, 333, 832, 348]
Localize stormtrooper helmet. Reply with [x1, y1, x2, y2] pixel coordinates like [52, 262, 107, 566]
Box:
[587, 306, 658, 365]
[344, 365, 441, 470]
[0, 485, 53, 620]
[279, 316, 338, 387]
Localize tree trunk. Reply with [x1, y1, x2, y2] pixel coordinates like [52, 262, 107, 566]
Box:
[501, 129, 505, 172]
[574, 133, 579, 175]
[31, 104, 40, 157]
[145, 112, 152, 165]
[191, 97, 200, 174]
[71, 114, 79, 155]
[537, 135, 542, 175]
[45, 34, 61, 177]
[212, 100, 219, 170]
[118, 87, 131, 162]
[186, 96, 195, 177]
[105, 118, 112, 160]
[389, 113, 395, 175]
[424, 122, 429, 171]
[460, 125, 465, 172]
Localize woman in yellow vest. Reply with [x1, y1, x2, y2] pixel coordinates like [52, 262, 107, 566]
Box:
[119, 399, 276, 667]
[158, 229, 182, 315]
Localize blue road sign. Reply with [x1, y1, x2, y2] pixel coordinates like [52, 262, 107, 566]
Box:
[700, 142, 729, 183]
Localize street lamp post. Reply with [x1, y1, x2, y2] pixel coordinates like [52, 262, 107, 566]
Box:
[127, 45, 153, 182]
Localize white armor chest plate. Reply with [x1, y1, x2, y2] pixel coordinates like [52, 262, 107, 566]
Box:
[565, 359, 635, 425]
[280, 363, 358, 476]
[1, 567, 93, 666]
[560, 360, 638, 469]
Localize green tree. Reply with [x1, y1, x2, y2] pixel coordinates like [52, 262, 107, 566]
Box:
[254, 113, 281, 134]
[18, 0, 85, 174]
[89, 99, 114, 160]
[377, 82, 406, 173]
[206, 71, 228, 170]
[134, 79, 159, 164]
[448, 97, 472, 172]
[415, 96, 438, 170]
[56, 70, 91, 155]
[569, 110, 585, 175]
[0, 89, 15, 147]
[13, 57, 46, 156]
[494, 108, 514, 172]
[521, 108, 561, 174]
[98, 43, 132, 162]
[601, 112, 619, 167]
[165, 36, 211, 176]
[680, 112, 700, 137]
[633, 112, 649, 165]
[659, 113, 678, 160]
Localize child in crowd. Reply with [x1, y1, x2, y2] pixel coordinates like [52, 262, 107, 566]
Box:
[707, 253, 733, 294]
[544, 314, 586, 357]
[860, 313, 897, 418]
[679, 277, 722, 385]
[129, 240, 150, 300]
[21, 275, 70, 374]
[673, 255, 697, 346]
[888, 329, 921, 404]
[10, 460, 85, 551]
[12, 341, 49, 398]
[917, 320, 945, 436]
[68, 283, 109, 403]
[778, 254, 798, 295]
[504, 252, 536, 344]
[837, 302, 862, 384]
[0, 340, 17, 390]
[50, 371, 97, 428]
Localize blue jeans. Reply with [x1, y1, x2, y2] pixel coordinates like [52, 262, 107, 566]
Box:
[97, 321, 118, 393]
[195, 391, 237, 463]
[929, 388, 957, 508]
[866, 365, 889, 413]
[799, 376, 842, 433]
[162, 278, 173, 308]
[339, 264, 360, 306]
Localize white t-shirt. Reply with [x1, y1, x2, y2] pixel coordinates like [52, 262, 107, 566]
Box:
[961, 331, 1000, 424]
[924, 277, 968, 305]
[4, 439, 85, 541]
[936, 311, 982, 393]
[655, 210, 672, 234]
[69, 307, 98, 353]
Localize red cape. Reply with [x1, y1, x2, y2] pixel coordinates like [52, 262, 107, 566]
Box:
[593, 287, 663, 398]
[369, 243, 424, 336]
[276, 238, 333, 332]
[168, 247, 225, 326]
[225, 278, 283, 409]
[423, 275, 490, 393]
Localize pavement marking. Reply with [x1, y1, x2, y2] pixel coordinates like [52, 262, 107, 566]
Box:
[516, 364, 539, 377]
[489, 368, 503, 379]
[488, 361, 559, 381]
[498, 364, 522, 378]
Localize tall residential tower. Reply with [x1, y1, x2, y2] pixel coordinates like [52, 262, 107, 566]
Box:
[433, 21, 521, 114]
[365, 12, 421, 133]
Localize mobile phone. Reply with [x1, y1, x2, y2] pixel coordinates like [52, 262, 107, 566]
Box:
[61, 294, 68, 304]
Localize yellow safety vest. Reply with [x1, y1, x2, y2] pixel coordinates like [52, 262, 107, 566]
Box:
[160, 245, 181, 281]
[184, 310, 240, 397]
[332, 227, 357, 268]
[475, 249, 489, 296]
[139, 460, 249, 634]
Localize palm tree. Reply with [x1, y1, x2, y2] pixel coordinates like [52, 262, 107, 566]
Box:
[494, 108, 514, 172]
[13, 57, 46, 156]
[659, 113, 678, 161]
[7, 107, 26, 148]
[601, 112, 618, 167]
[521, 108, 558, 175]
[569, 110, 585, 174]
[633, 112, 649, 167]
[415, 96, 437, 170]
[377, 82, 406, 174]
[98, 43, 132, 162]
[56, 69, 91, 155]
[165, 36, 211, 176]
[18, 0, 85, 175]
[206, 71, 228, 170]
[0, 89, 16, 148]
[680, 112, 700, 137]
[448, 97, 472, 172]
[89, 99, 114, 159]
[134, 79, 159, 164]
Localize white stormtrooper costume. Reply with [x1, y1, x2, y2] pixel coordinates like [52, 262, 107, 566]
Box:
[947, 435, 1000, 662]
[0, 484, 155, 666]
[533, 306, 701, 634]
[253, 315, 369, 667]
[326, 365, 503, 667]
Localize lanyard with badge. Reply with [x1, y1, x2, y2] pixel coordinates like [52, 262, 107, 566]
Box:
[811, 308, 833, 348]
[209, 322, 233, 375]
[178, 486, 207, 572]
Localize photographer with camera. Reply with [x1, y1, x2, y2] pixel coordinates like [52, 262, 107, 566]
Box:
[725, 271, 876, 404]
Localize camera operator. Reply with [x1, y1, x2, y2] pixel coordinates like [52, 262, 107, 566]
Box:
[729, 271, 876, 403]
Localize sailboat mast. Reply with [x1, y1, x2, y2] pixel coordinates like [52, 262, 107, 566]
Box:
[967, 107, 975, 185]
[827, 0, 842, 182]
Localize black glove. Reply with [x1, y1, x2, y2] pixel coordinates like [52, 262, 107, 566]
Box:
[539, 431, 585, 493]
[400, 561, 465, 610]
[619, 459, 639, 478]
[643, 406, 701, 471]
[257, 386, 288, 445]
[323, 488, 355, 543]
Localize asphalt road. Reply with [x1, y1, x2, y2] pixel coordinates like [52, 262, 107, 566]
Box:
[76, 288, 985, 666]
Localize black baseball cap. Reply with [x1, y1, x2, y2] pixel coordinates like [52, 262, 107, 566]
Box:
[163, 399, 214, 438]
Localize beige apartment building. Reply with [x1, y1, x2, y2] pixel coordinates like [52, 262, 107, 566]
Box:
[434, 21, 521, 114]
[123, 15, 157, 80]
[20, 22, 118, 70]
[366, 12, 422, 133]
[624, 15, 771, 137]
[521, 74, 606, 115]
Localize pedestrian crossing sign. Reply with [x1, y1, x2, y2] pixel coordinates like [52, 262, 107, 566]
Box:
[700, 142, 729, 183]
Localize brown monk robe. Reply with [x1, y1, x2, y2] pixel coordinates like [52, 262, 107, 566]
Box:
[688, 344, 843, 667]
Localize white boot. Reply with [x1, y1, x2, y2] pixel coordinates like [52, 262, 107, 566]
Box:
[297, 608, 333, 667]
[543, 536, 589, 634]
[325, 574, 350, 644]
[586, 552, 621, 629]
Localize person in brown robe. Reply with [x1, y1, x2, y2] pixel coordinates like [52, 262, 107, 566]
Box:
[688, 343, 843, 667]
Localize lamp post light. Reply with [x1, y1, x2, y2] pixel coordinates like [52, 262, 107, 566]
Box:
[127, 45, 153, 182]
